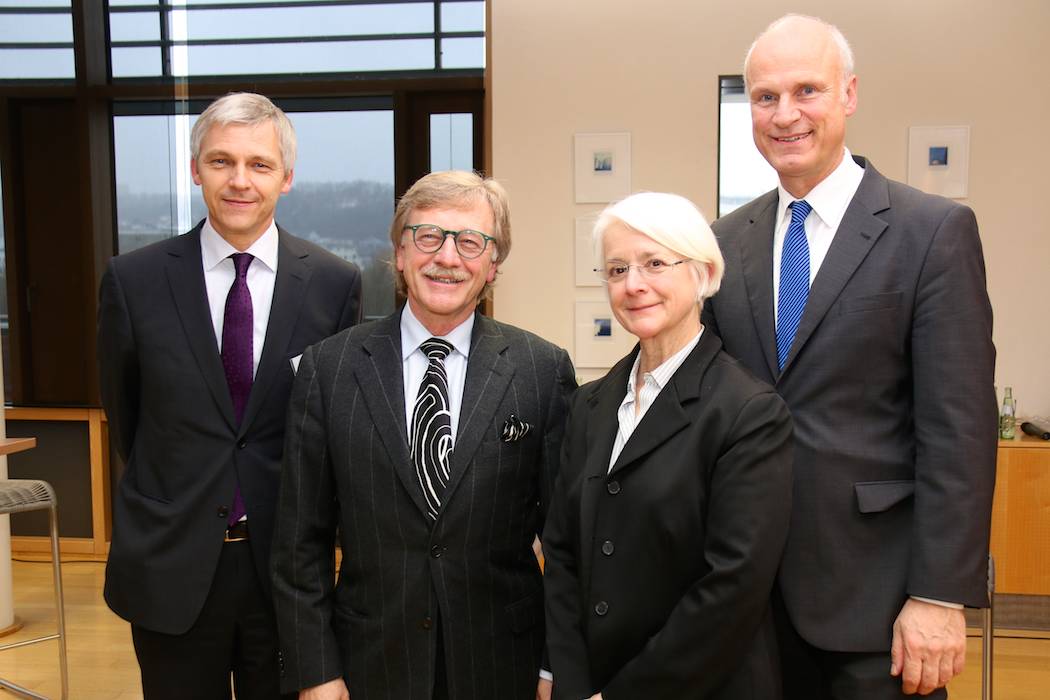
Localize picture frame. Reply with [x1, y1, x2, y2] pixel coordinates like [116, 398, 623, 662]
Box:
[907, 126, 970, 199]
[574, 212, 602, 287]
[574, 132, 631, 203]
[574, 299, 634, 368]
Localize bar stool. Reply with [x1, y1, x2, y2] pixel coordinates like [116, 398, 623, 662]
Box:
[0, 480, 68, 700]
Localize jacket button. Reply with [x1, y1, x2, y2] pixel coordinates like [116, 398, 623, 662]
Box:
[430, 544, 444, 558]
[601, 540, 615, 556]
[217, 506, 229, 518]
[594, 601, 609, 616]
[422, 616, 433, 630]
[237, 439, 247, 449]
[606, 480, 621, 495]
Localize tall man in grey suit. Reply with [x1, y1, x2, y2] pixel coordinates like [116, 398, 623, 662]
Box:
[702, 15, 996, 699]
[99, 93, 362, 699]
[272, 170, 576, 700]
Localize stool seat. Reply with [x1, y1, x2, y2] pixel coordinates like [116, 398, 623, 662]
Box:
[0, 480, 55, 515]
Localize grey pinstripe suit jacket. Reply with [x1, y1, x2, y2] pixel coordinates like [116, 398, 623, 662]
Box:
[272, 308, 576, 699]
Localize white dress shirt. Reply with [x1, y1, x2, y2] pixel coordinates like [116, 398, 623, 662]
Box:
[772, 148, 864, 328]
[608, 330, 703, 471]
[401, 304, 474, 441]
[200, 219, 279, 377]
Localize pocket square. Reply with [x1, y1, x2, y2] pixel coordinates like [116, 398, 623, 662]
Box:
[501, 414, 532, 443]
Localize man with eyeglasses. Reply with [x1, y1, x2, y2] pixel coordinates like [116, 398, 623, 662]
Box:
[272, 170, 576, 700]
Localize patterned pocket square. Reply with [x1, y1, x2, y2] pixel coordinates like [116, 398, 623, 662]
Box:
[501, 414, 532, 443]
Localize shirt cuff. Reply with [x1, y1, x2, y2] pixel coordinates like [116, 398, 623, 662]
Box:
[539, 669, 553, 682]
[911, 595, 964, 609]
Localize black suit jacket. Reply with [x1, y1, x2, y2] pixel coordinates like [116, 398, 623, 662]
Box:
[271, 309, 576, 699]
[702, 157, 997, 652]
[98, 223, 362, 634]
[544, 332, 793, 700]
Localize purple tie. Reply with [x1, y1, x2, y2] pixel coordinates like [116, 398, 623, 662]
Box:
[221, 253, 253, 526]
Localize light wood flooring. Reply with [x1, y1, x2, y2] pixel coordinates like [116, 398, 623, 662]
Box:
[0, 559, 1046, 699]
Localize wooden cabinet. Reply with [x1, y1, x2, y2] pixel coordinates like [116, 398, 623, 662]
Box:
[990, 434, 1050, 594]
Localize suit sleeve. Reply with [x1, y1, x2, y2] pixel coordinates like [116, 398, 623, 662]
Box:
[602, 391, 794, 700]
[97, 260, 139, 463]
[271, 343, 343, 692]
[908, 204, 997, 607]
[337, 264, 363, 331]
[542, 390, 595, 700]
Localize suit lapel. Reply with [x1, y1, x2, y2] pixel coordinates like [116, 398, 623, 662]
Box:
[166, 226, 236, 430]
[608, 333, 720, 477]
[440, 314, 515, 511]
[780, 159, 890, 375]
[240, 228, 310, 433]
[355, 312, 428, 516]
[737, 191, 780, 379]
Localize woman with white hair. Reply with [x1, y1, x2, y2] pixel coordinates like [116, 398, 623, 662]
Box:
[543, 192, 794, 699]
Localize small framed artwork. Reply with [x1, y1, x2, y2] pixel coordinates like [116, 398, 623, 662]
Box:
[574, 132, 631, 203]
[907, 126, 970, 199]
[574, 212, 602, 287]
[574, 300, 634, 368]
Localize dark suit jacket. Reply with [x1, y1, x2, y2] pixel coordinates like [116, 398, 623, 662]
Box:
[702, 157, 997, 652]
[544, 332, 794, 700]
[271, 309, 576, 699]
[98, 222, 362, 634]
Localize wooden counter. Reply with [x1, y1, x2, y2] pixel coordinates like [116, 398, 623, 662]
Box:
[991, 434, 1050, 594]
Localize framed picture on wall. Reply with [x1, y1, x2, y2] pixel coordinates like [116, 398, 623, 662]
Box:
[574, 299, 634, 368]
[574, 212, 602, 287]
[574, 132, 631, 203]
[907, 126, 970, 199]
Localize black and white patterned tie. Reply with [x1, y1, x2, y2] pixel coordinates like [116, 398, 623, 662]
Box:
[411, 338, 455, 520]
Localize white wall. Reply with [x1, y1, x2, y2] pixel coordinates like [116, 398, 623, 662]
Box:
[489, 0, 1050, 417]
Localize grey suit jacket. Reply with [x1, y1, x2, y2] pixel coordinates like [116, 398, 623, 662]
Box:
[99, 223, 362, 634]
[271, 309, 576, 699]
[702, 157, 997, 652]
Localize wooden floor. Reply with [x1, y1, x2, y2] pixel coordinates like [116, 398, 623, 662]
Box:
[0, 559, 1046, 699]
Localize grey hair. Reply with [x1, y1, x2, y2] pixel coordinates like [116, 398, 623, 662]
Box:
[191, 92, 297, 171]
[593, 192, 725, 303]
[743, 14, 855, 96]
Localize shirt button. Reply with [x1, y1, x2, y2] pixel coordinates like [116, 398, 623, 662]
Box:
[594, 601, 609, 616]
[601, 540, 615, 556]
[422, 616, 433, 630]
[430, 545, 444, 558]
[606, 480, 621, 495]
[237, 439, 247, 449]
[217, 506, 229, 519]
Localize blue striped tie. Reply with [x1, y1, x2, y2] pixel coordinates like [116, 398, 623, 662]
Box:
[777, 200, 812, 370]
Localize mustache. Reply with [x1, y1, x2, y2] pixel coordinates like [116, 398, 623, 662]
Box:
[421, 263, 470, 282]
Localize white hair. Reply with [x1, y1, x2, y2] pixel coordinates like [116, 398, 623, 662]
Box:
[743, 14, 855, 95]
[593, 192, 725, 302]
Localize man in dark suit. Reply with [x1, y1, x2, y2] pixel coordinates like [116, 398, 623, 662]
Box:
[702, 14, 997, 699]
[98, 92, 362, 699]
[271, 170, 576, 700]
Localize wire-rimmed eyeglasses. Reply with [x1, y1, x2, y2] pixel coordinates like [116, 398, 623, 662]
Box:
[403, 224, 496, 260]
[595, 258, 689, 283]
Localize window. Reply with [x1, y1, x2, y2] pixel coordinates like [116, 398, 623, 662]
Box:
[113, 99, 397, 319]
[429, 113, 473, 172]
[0, 1, 76, 80]
[0, 162, 9, 401]
[718, 76, 777, 216]
[108, 0, 486, 79]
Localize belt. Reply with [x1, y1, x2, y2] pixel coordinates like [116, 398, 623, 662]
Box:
[224, 520, 249, 543]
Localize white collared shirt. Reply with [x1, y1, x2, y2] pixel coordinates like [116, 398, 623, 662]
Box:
[401, 304, 474, 441]
[200, 219, 279, 377]
[772, 148, 865, 327]
[608, 330, 703, 472]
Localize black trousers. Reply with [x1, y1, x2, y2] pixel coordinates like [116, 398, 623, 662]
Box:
[774, 592, 949, 700]
[131, 540, 294, 700]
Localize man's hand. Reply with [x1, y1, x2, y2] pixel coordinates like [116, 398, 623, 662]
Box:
[890, 598, 967, 695]
[300, 678, 350, 700]
[536, 677, 552, 700]
[586, 694, 603, 700]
